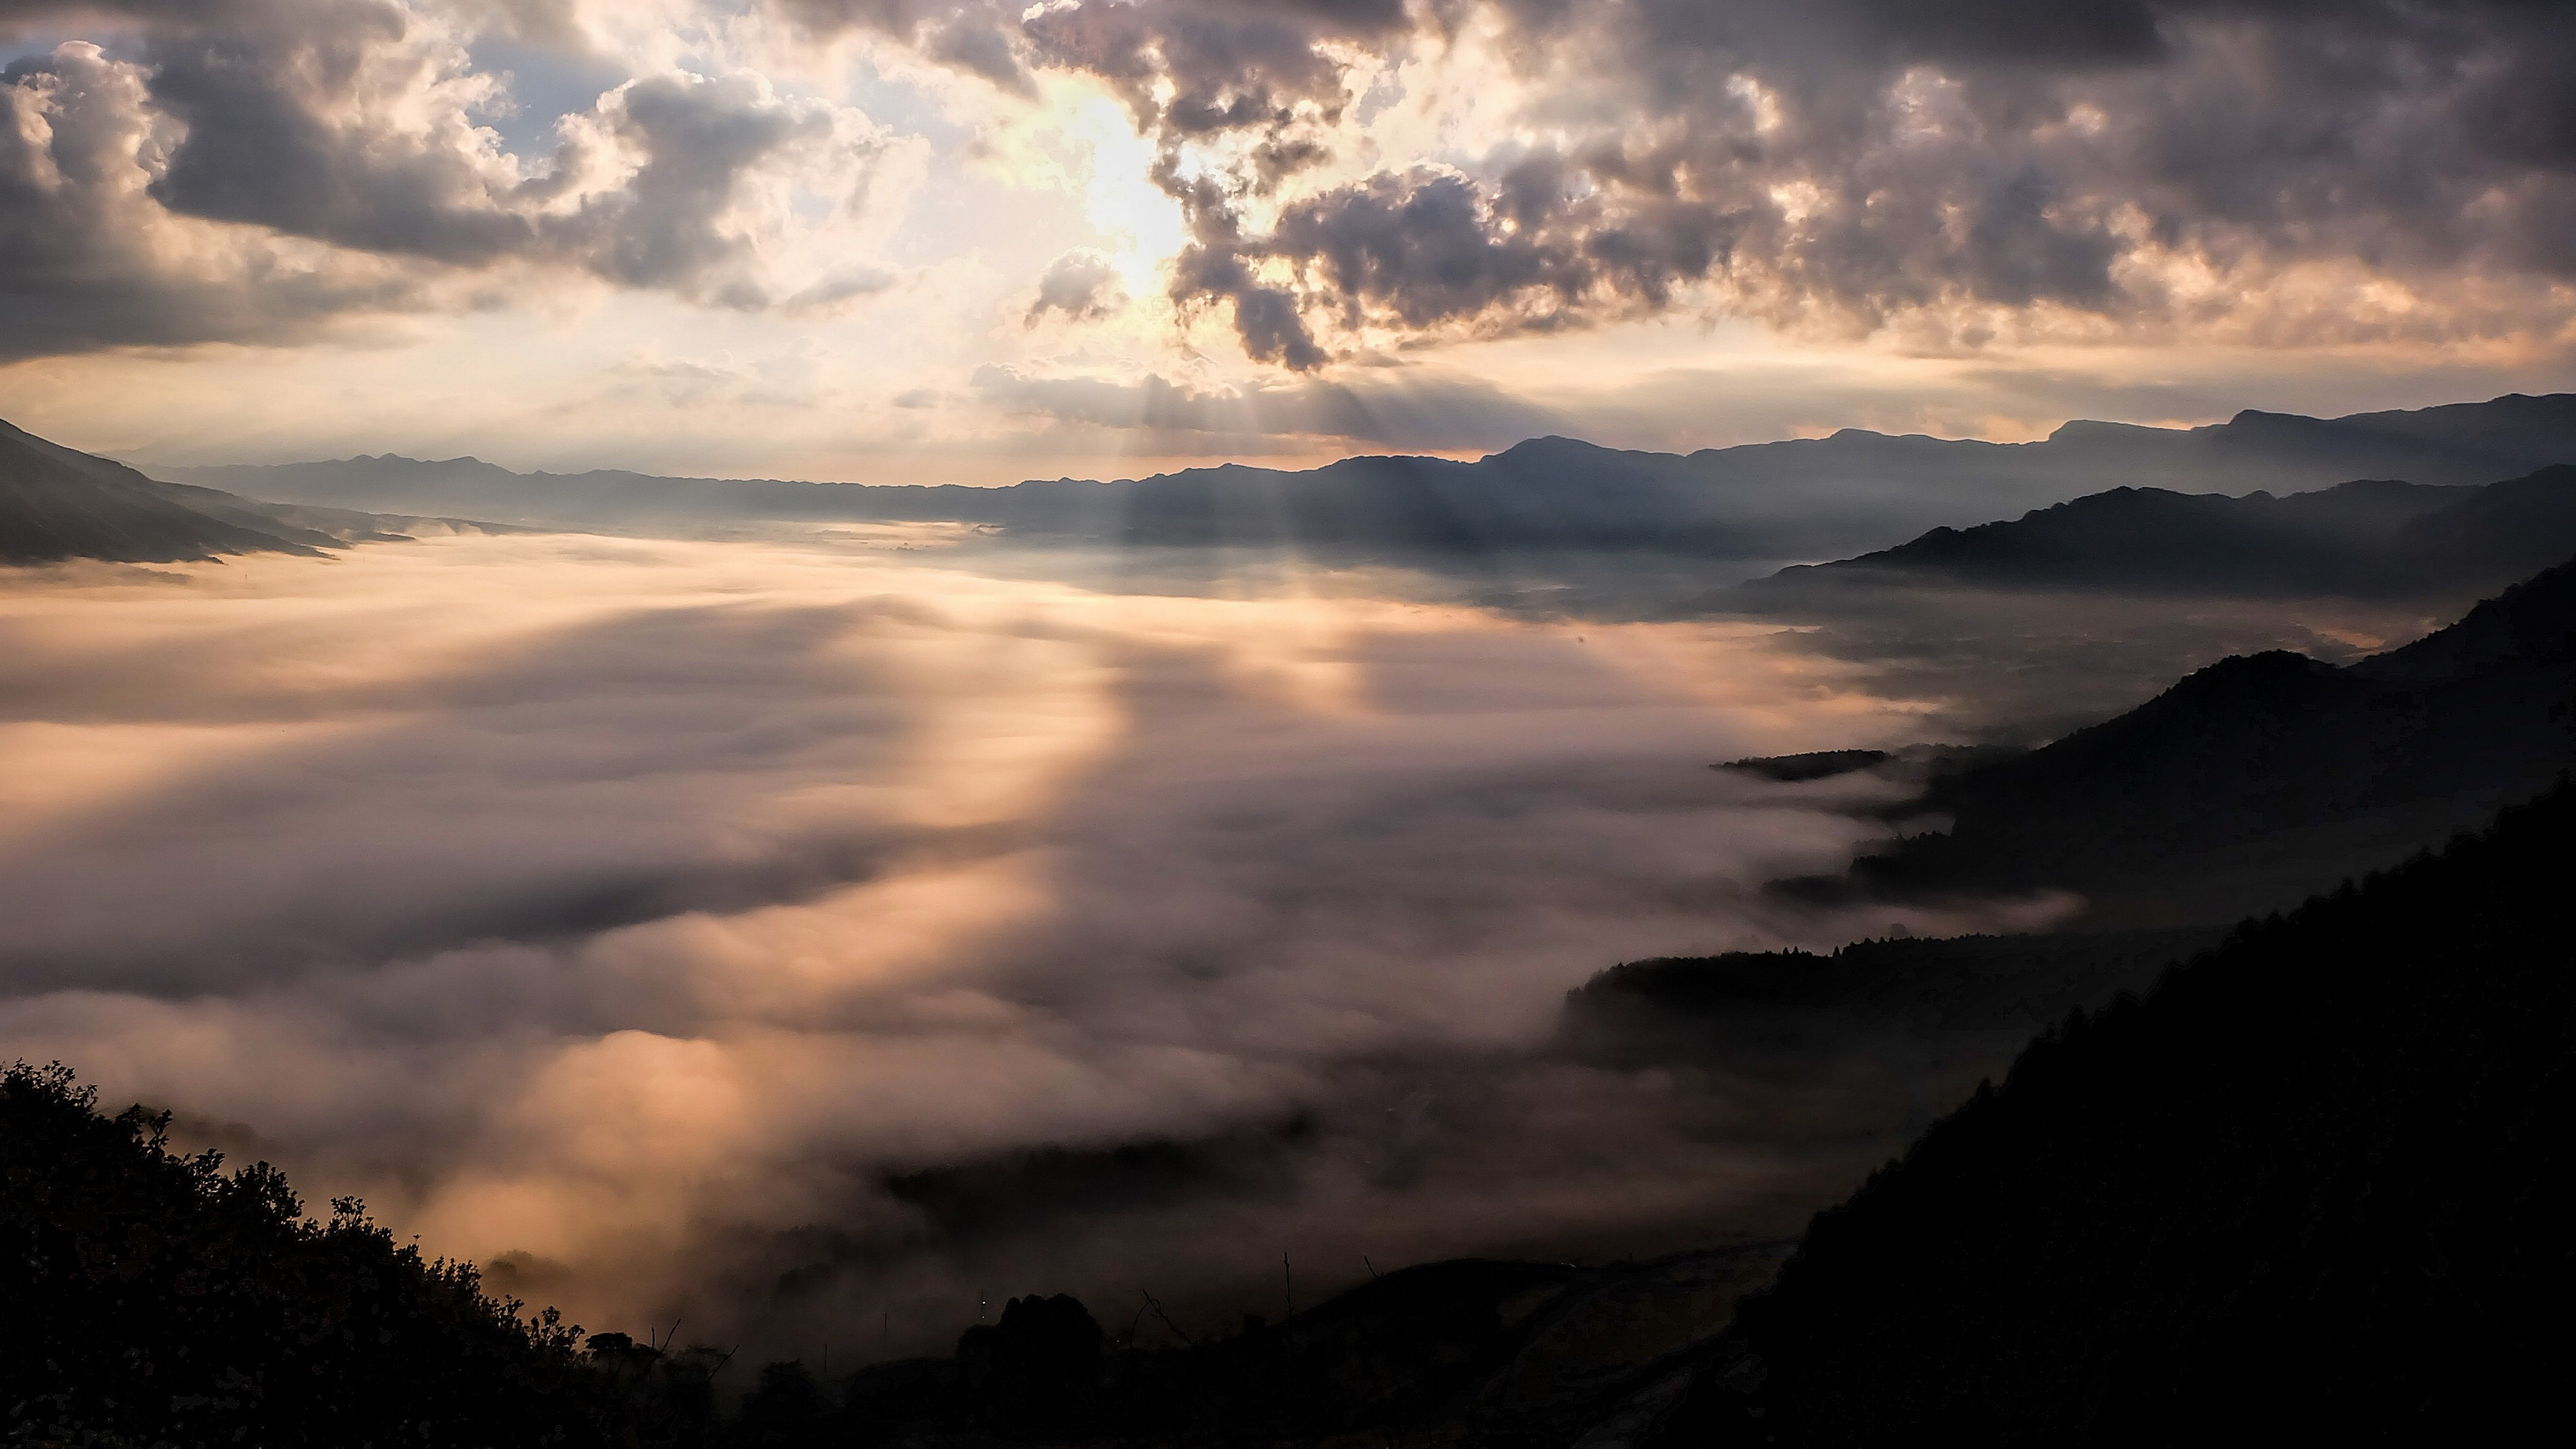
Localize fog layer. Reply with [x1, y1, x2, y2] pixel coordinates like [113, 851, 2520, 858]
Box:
[0, 531, 2238, 1353]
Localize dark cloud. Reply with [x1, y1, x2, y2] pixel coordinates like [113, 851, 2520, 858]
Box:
[1024, 248, 1124, 324]
[823, 0, 2576, 368]
[0, 38, 432, 360]
[139, 1, 538, 265]
[0, 1, 896, 354]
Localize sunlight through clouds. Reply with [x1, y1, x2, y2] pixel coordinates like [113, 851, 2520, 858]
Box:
[7, 1, 2571, 479]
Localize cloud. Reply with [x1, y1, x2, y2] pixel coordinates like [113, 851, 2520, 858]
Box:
[1024, 247, 1123, 324]
[0, 38, 435, 360]
[971, 362, 1562, 447]
[544, 70, 896, 308]
[788, 0, 2576, 368]
[17, 1, 2573, 376]
[0, 1, 907, 355]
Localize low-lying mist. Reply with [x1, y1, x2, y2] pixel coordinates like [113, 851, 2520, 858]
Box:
[0, 529, 2410, 1362]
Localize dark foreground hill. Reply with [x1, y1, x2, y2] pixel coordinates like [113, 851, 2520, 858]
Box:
[0, 1063, 716, 1447]
[0, 1059, 1786, 1449]
[165, 392, 2576, 562]
[1790, 550, 2576, 924]
[1, 417, 335, 562]
[1643, 780, 2576, 1446]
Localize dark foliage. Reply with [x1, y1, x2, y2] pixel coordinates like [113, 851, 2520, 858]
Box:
[1651, 782, 2576, 1445]
[1714, 750, 1890, 783]
[1566, 926, 2224, 1055]
[701, 1248, 1778, 1447]
[956, 1293, 1104, 1430]
[728, 1360, 835, 1446]
[0, 1063, 715, 1447]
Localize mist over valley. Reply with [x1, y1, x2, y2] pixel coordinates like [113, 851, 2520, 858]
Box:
[10, 388, 2576, 1443]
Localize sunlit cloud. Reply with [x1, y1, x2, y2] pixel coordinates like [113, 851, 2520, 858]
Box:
[7, 0, 2575, 478]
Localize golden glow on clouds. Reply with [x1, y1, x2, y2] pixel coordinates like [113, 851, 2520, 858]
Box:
[2, 0, 2573, 478]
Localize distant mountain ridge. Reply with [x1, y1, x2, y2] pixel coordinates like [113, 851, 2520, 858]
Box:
[159, 392, 2576, 564]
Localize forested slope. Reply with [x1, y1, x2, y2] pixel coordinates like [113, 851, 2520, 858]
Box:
[0, 1064, 708, 1446]
[1651, 782, 2576, 1445]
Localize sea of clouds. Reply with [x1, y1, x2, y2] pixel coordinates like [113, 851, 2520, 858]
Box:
[0, 529, 2151, 1356]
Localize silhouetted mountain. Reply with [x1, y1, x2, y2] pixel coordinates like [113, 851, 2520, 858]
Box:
[161, 392, 2576, 561]
[1805, 552, 2576, 924]
[1744, 464, 2576, 602]
[2, 418, 506, 564]
[1645, 782, 2576, 1445]
[1, 417, 331, 562]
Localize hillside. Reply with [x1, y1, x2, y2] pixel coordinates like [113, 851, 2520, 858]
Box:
[0, 1063, 706, 1447]
[1742, 464, 2576, 602]
[1644, 781, 2576, 1444]
[1, 418, 331, 563]
[1564, 927, 2225, 1063]
[1, 418, 498, 564]
[1, 1055, 1794, 1448]
[1799, 551, 2576, 924]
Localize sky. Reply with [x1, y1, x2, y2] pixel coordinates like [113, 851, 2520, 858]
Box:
[5, 0, 2576, 482]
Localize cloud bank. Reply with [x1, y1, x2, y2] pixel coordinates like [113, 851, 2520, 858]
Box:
[0, 531, 2040, 1354]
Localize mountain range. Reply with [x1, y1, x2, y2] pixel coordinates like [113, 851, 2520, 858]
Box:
[15, 392, 2576, 597]
[153, 392, 2576, 565]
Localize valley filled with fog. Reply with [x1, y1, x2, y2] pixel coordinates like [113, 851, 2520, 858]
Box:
[0, 524, 2436, 1360]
